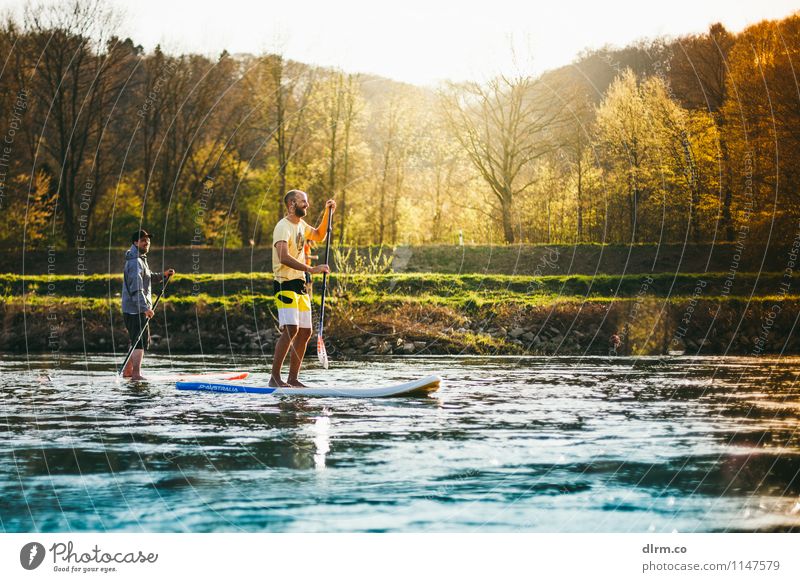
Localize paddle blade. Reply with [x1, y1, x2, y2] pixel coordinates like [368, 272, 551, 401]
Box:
[317, 334, 329, 369]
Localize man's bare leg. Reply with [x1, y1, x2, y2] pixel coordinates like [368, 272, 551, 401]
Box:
[129, 349, 145, 381]
[122, 356, 134, 378]
[287, 327, 312, 387]
[122, 358, 133, 378]
[270, 325, 297, 387]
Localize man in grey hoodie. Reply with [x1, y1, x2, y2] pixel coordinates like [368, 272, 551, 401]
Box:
[122, 230, 175, 379]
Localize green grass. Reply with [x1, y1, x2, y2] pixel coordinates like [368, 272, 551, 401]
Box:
[0, 272, 272, 298]
[8, 292, 800, 311]
[3, 270, 797, 299]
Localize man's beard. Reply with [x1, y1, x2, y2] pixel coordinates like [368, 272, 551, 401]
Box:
[295, 206, 306, 217]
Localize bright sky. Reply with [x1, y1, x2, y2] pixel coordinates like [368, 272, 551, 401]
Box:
[5, 0, 800, 85]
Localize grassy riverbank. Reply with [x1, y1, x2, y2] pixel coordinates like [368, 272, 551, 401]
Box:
[2, 271, 796, 300]
[3, 242, 798, 356]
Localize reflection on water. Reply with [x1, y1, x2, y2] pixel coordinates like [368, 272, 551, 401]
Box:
[311, 414, 332, 471]
[0, 354, 798, 532]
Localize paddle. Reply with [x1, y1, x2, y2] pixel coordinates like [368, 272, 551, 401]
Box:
[317, 206, 334, 369]
[117, 273, 172, 377]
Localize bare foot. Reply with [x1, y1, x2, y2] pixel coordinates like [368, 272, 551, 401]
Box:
[130, 374, 146, 381]
[287, 379, 306, 388]
[269, 376, 290, 387]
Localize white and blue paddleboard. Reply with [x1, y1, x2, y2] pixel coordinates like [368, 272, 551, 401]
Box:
[175, 374, 441, 398]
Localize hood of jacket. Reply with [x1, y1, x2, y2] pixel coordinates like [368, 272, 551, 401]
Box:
[125, 244, 143, 261]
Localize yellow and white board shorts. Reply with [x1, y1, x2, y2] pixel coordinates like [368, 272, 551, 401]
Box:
[274, 279, 312, 329]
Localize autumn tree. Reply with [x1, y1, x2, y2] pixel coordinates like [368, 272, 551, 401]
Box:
[368, 93, 412, 245]
[20, 0, 139, 247]
[723, 15, 800, 241]
[595, 70, 656, 242]
[551, 84, 595, 242]
[442, 74, 570, 243]
[313, 70, 363, 243]
[669, 23, 736, 240]
[260, 55, 316, 224]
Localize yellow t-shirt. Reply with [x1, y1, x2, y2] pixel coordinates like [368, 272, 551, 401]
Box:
[272, 217, 308, 282]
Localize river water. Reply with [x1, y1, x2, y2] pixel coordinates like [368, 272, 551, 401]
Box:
[1, 354, 798, 532]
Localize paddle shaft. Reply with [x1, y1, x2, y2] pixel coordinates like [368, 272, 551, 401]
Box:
[317, 208, 334, 337]
[117, 274, 171, 376]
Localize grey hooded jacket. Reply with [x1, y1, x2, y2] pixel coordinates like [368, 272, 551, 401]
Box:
[122, 244, 163, 314]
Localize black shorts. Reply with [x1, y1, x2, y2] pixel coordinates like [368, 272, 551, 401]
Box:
[274, 278, 308, 296]
[124, 313, 151, 351]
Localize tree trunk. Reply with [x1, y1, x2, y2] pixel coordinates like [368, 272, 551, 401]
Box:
[719, 130, 734, 242]
[339, 141, 349, 245]
[61, 184, 76, 249]
[500, 192, 515, 244]
[576, 154, 583, 243]
[275, 64, 287, 225]
[338, 76, 355, 246]
[432, 167, 442, 242]
[377, 136, 392, 246]
[628, 185, 637, 244]
[681, 139, 701, 244]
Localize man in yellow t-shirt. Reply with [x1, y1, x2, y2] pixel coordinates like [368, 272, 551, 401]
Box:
[270, 189, 335, 387]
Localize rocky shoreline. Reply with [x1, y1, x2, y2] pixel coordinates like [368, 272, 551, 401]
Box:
[3, 297, 798, 356]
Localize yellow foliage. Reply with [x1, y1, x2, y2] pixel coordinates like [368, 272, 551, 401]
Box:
[0, 172, 53, 248]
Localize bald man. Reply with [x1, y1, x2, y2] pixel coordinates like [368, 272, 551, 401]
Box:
[270, 190, 335, 387]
